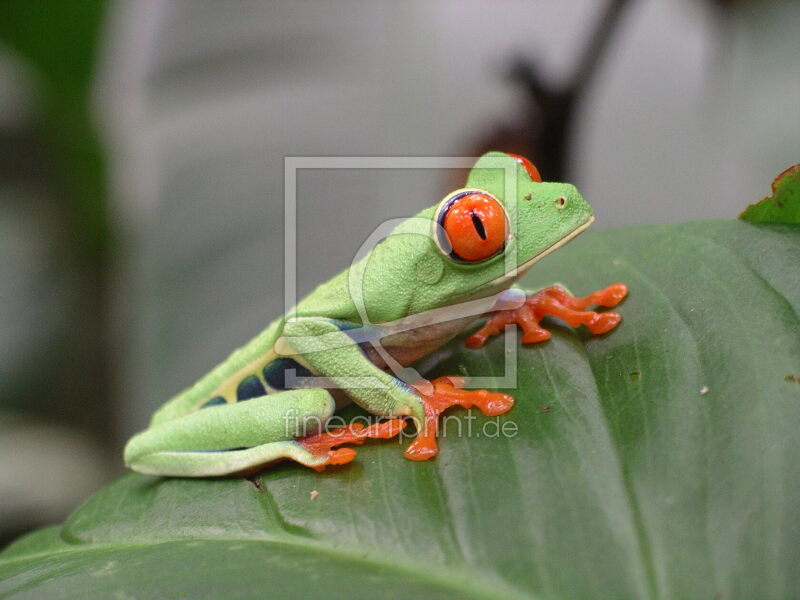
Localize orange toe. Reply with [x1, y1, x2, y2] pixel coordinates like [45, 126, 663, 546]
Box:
[327, 447, 358, 466]
[405, 437, 439, 461]
[599, 283, 628, 306]
[521, 328, 552, 344]
[587, 312, 621, 334]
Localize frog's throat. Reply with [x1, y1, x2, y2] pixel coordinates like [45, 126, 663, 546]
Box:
[489, 214, 594, 287]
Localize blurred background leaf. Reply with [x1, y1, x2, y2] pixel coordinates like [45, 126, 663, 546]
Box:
[0, 0, 111, 546]
[740, 164, 800, 225]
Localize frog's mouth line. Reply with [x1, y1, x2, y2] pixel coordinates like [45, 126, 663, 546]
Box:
[440, 214, 594, 310]
[490, 213, 595, 287]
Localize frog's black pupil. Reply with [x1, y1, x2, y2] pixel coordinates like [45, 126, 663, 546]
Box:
[470, 211, 487, 240]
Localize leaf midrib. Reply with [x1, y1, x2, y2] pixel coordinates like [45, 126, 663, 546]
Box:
[0, 535, 539, 600]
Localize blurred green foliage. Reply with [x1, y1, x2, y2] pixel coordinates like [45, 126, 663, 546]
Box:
[0, 0, 114, 546]
[0, 0, 108, 261]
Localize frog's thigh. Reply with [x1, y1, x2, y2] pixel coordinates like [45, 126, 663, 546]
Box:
[124, 388, 335, 477]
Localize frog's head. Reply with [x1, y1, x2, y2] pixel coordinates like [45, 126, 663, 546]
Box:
[354, 152, 593, 322]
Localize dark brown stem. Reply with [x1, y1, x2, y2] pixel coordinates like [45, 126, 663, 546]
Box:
[509, 0, 632, 181]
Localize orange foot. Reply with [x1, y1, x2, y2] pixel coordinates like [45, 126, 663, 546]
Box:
[405, 376, 515, 461]
[466, 283, 628, 348]
[297, 419, 406, 471]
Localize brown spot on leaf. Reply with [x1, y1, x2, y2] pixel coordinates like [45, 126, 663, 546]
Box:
[246, 476, 263, 493]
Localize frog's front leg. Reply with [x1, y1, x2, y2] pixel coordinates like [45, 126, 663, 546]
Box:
[124, 388, 402, 476]
[466, 283, 628, 348]
[404, 376, 513, 461]
[281, 317, 514, 463]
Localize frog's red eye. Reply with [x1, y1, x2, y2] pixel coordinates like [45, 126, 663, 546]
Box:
[436, 190, 508, 263]
[506, 153, 542, 182]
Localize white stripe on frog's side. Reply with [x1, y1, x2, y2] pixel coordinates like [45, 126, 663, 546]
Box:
[336, 287, 525, 371]
[359, 314, 480, 370]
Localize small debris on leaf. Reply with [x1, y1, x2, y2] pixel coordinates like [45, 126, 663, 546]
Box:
[786, 374, 799, 384]
[246, 476, 263, 492]
[629, 370, 641, 382]
[700, 385, 709, 395]
[538, 405, 552, 413]
[310, 490, 319, 501]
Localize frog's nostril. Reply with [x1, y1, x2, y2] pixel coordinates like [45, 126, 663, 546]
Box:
[554, 196, 567, 209]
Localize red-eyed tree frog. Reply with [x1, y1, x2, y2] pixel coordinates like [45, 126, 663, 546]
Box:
[124, 152, 627, 476]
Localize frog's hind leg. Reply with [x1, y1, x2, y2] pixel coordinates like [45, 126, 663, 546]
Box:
[124, 388, 403, 477]
[131, 438, 333, 477]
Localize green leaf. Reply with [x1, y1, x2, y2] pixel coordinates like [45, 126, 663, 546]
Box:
[740, 164, 800, 224]
[2, 221, 799, 600]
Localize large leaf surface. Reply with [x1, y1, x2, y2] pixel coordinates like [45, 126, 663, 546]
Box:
[1, 221, 799, 600]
